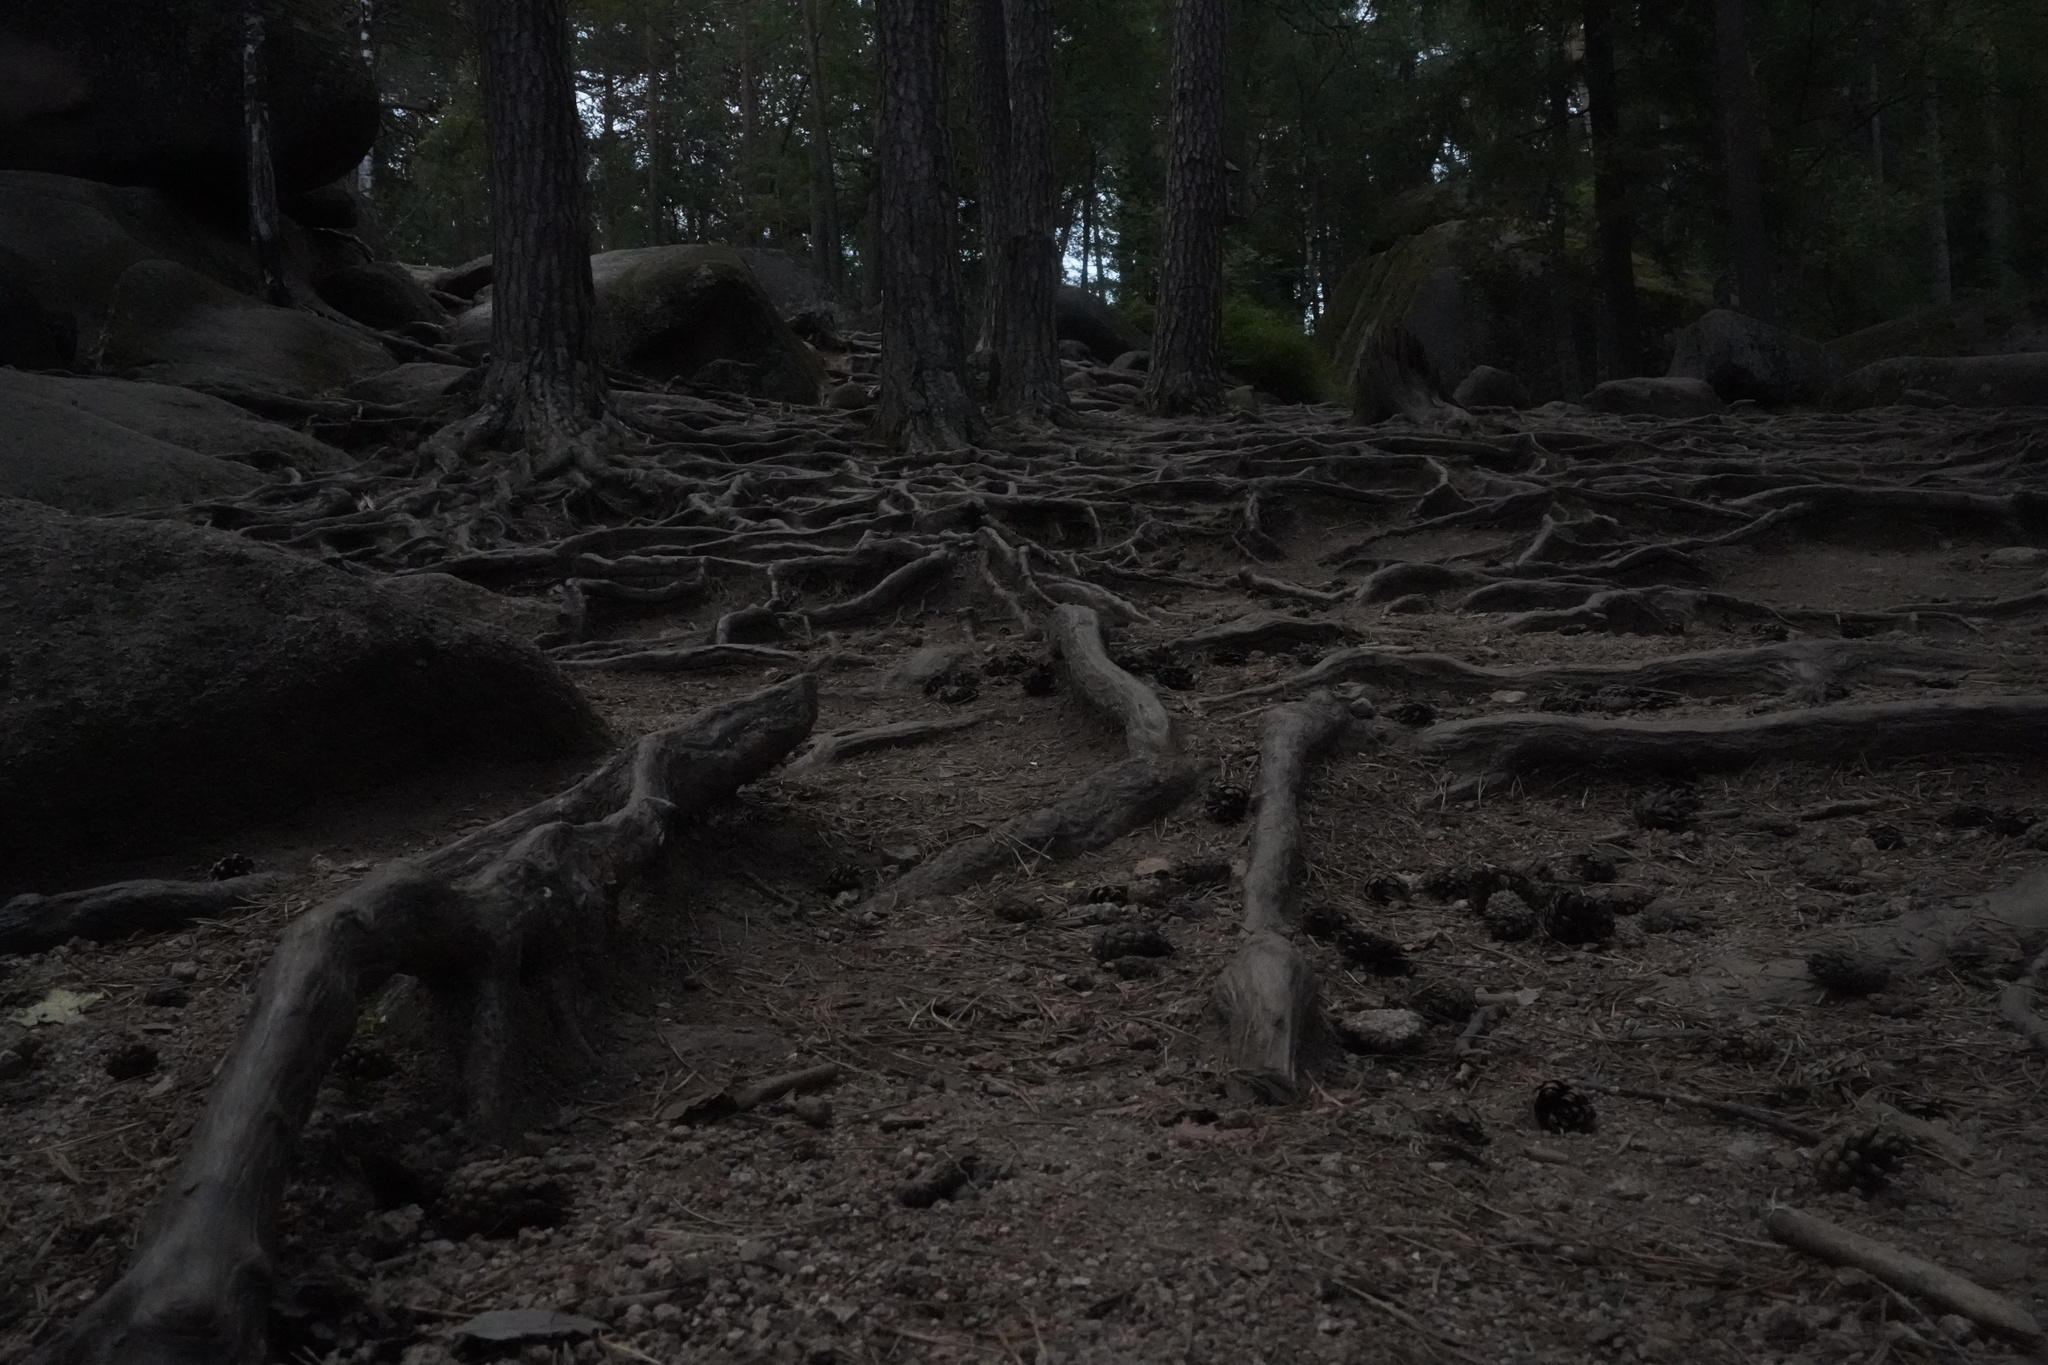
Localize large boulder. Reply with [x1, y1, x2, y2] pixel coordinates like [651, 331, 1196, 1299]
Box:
[103, 259, 396, 395]
[1825, 354, 2048, 411]
[1056, 286, 1149, 363]
[1829, 293, 2048, 369]
[0, 498, 607, 893]
[1668, 309, 1844, 405]
[449, 245, 824, 403]
[0, 393, 265, 513]
[1322, 215, 1708, 405]
[0, 0, 376, 199]
[0, 370, 352, 473]
[1581, 376, 1726, 418]
[736, 247, 837, 322]
[0, 169, 416, 367]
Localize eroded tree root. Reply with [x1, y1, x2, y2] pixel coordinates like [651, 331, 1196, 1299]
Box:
[30, 677, 818, 1365]
[1412, 694, 2048, 799]
[0, 875, 288, 955]
[1213, 692, 1350, 1103]
[864, 605, 1200, 906]
[1214, 638, 1981, 708]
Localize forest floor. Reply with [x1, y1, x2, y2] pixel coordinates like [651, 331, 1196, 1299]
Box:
[6, 396, 2048, 1365]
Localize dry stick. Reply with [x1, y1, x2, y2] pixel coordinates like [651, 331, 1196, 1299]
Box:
[1208, 639, 1979, 708]
[1214, 692, 1351, 1104]
[1765, 1206, 2044, 1347]
[863, 605, 1200, 906]
[0, 874, 290, 955]
[1414, 694, 2048, 800]
[29, 678, 819, 1365]
[661, 1061, 845, 1124]
[784, 711, 994, 778]
[1572, 1081, 1822, 1146]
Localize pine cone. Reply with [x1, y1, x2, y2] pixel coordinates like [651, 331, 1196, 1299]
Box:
[1814, 1126, 1909, 1194]
[819, 864, 867, 895]
[1634, 787, 1701, 831]
[1389, 701, 1436, 728]
[1152, 663, 1196, 691]
[1363, 875, 1410, 904]
[1406, 978, 1477, 1025]
[1541, 890, 1616, 945]
[1807, 947, 1891, 997]
[208, 853, 256, 881]
[1092, 920, 1172, 962]
[1482, 890, 1538, 942]
[1533, 1080, 1597, 1133]
[1203, 782, 1251, 824]
[1021, 662, 1059, 696]
[1302, 906, 1412, 976]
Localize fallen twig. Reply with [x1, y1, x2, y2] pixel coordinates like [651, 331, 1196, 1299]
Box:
[1572, 1080, 1822, 1146]
[1765, 1206, 2044, 1348]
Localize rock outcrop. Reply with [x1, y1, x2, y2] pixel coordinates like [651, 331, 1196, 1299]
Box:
[0, 0, 376, 198]
[449, 245, 824, 403]
[0, 498, 607, 892]
[1668, 309, 1844, 405]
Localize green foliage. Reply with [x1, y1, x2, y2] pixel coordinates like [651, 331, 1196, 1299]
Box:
[1222, 297, 1330, 403]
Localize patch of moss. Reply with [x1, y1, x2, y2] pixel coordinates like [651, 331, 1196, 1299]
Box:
[1222, 296, 1332, 403]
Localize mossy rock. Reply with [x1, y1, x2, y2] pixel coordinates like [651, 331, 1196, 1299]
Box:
[1828, 293, 2048, 369]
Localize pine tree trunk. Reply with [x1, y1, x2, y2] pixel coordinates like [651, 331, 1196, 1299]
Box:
[1583, 0, 1640, 380]
[1714, 0, 1775, 322]
[874, 0, 981, 450]
[969, 0, 1013, 362]
[643, 16, 667, 243]
[1141, 0, 1226, 415]
[801, 0, 843, 292]
[983, 0, 1067, 418]
[241, 2, 288, 306]
[1923, 65, 1951, 306]
[472, 0, 610, 460]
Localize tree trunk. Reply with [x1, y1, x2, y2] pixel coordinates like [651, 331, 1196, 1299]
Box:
[1980, 34, 2014, 293]
[643, 14, 667, 244]
[241, 2, 288, 306]
[1714, 0, 1775, 322]
[968, 0, 1012, 361]
[1923, 64, 1951, 306]
[1140, 0, 1226, 415]
[470, 0, 611, 464]
[1583, 0, 1639, 380]
[740, 0, 764, 246]
[874, 0, 981, 450]
[800, 0, 843, 292]
[1867, 54, 1885, 184]
[973, 0, 1067, 419]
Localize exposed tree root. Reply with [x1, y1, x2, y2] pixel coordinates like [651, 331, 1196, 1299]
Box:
[553, 643, 810, 673]
[28, 678, 818, 1365]
[1999, 945, 2048, 1055]
[0, 875, 288, 955]
[1212, 692, 1352, 1104]
[784, 711, 993, 777]
[864, 605, 1200, 906]
[1211, 639, 1979, 708]
[1411, 694, 2048, 798]
[1176, 612, 1355, 654]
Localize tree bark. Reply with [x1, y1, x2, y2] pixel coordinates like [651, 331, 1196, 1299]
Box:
[874, 0, 982, 450]
[241, 2, 289, 306]
[1714, 0, 1775, 322]
[1140, 0, 1226, 415]
[1922, 63, 1951, 306]
[1582, 0, 1640, 380]
[972, 0, 1067, 419]
[465, 0, 611, 466]
[800, 0, 843, 292]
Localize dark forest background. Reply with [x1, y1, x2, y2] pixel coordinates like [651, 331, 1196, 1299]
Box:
[365, 0, 2046, 378]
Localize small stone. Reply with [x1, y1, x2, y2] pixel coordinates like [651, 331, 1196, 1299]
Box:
[1489, 689, 1527, 703]
[882, 845, 923, 868]
[167, 961, 200, 982]
[1406, 978, 1477, 1025]
[1336, 1009, 1427, 1054]
[1131, 857, 1174, 879]
[1640, 900, 1708, 933]
[1985, 546, 2048, 567]
[991, 895, 1044, 924]
[790, 1095, 833, 1128]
